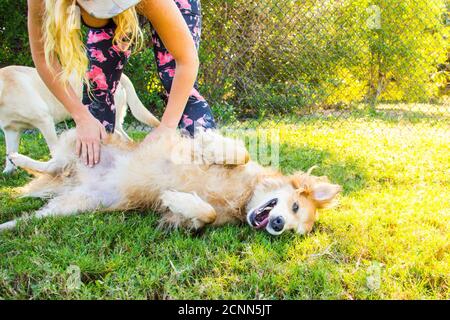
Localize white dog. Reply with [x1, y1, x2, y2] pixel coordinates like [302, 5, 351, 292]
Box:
[0, 128, 341, 235]
[0, 65, 160, 174]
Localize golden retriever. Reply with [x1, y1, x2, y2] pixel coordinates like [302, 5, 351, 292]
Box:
[0, 129, 341, 235]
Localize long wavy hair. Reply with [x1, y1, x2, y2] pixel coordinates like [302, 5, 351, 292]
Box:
[43, 0, 143, 88]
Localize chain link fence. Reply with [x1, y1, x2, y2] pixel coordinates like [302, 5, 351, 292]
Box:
[201, 0, 449, 128]
[128, 0, 450, 132]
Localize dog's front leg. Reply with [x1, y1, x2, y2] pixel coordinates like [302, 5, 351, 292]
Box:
[159, 190, 217, 230]
[2, 128, 20, 174]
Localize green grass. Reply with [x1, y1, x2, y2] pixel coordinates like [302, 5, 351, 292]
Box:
[0, 112, 449, 299]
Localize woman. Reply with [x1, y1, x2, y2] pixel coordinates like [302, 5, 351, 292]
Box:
[27, 0, 215, 167]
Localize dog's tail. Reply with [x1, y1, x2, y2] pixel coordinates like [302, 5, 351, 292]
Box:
[120, 74, 160, 127]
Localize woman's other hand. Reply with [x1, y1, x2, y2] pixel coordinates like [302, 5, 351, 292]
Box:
[143, 123, 176, 144]
[74, 112, 107, 167]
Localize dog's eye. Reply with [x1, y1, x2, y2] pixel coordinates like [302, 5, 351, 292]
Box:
[292, 202, 299, 213]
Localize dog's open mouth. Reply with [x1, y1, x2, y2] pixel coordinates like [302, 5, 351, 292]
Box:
[249, 198, 278, 229]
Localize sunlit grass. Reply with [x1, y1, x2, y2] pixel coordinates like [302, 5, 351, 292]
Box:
[0, 115, 449, 299]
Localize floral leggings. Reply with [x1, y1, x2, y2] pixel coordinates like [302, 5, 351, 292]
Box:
[82, 0, 216, 136]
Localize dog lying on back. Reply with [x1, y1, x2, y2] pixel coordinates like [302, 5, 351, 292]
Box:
[0, 129, 342, 235]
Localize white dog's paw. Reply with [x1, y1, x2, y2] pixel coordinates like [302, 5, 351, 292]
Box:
[7, 152, 21, 166]
[3, 154, 18, 174]
[6, 152, 31, 171]
[2, 164, 16, 175]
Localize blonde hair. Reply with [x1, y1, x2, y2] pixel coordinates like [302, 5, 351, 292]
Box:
[43, 0, 143, 88]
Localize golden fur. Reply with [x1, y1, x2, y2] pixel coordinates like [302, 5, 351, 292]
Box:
[0, 129, 342, 235]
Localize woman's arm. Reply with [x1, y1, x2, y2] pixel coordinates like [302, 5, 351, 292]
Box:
[138, 0, 200, 138]
[27, 0, 106, 166]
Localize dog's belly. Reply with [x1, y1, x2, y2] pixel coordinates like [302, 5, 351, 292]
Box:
[75, 147, 126, 208]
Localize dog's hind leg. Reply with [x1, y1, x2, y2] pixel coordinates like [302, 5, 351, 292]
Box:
[159, 190, 217, 230]
[194, 130, 250, 166]
[2, 128, 20, 174]
[0, 192, 101, 232]
[8, 152, 64, 175]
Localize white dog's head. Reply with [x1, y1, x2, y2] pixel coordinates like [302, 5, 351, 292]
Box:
[246, 169, 342, 235]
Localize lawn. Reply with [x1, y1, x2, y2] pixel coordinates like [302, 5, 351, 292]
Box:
[0, 109, 449, 299]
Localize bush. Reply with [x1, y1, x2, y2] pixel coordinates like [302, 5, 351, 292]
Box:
[0, 0, 31, 67]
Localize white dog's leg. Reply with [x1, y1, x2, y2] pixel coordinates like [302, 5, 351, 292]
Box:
[3, 128, 20, 174]
[160, 190, 217, 229]
[36, 118, 59, 155]
[8, 152, 63, 174]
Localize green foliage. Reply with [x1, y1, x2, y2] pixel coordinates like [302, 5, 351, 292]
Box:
[0, 0, 31, 67]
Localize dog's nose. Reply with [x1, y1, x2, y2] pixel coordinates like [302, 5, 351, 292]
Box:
[270, 216, 285, 232]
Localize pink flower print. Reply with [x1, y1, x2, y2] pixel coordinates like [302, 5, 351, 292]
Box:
[195, 115, 207, 126]
[105, 93, 112, 106]
[176, 0, 192, 10]
[109, 45, 131, 58]
[87, 30, 112, 44]
[110, 104, 116, 111]
[111, 81, 118, 94]
[109, 45, 120, 57]
[182, 115, 194, 127]
[152, 35, 160, 47]
[190, 88, 205, 101]
[86, 65, 108, 90]
[157, 51, 174, 66]
[102, 120, 111, 127]
[193, 24, 200, 38]
[89, 48, 107, 63]
[166, 68, 175, 77]
[116, 61, 124, 70]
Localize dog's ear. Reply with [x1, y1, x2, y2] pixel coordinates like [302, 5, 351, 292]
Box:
[290, 171, 306, 190]
[310, 182, 342, 208]
[290, 169, 319, 193]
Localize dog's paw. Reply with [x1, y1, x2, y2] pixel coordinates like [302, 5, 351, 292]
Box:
[3, 153, 18, 174]
[7, 152, 26, 169]
[196, 131, 250, 166]
[2, 165, 16, 175]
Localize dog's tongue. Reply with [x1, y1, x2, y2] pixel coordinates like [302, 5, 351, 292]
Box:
[256, 216, 269, 230]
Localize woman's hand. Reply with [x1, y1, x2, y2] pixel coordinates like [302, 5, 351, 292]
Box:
[139, 0, 199, 143]
[74, 113, 107, 167]
[28, 1, 107, 168]
[143, 123, 176, 144]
